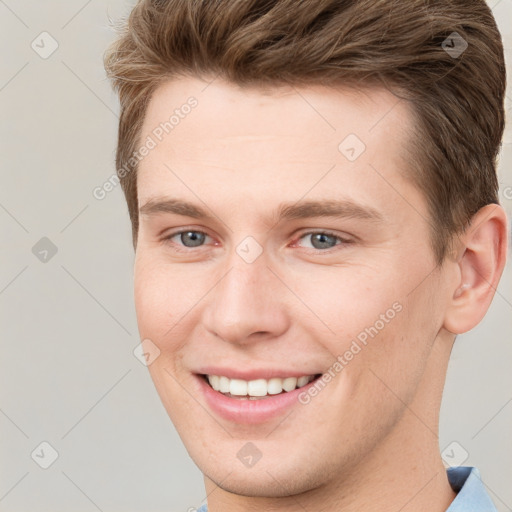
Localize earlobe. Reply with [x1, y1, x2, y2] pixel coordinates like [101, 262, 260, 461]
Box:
[443, 204, 508, 335]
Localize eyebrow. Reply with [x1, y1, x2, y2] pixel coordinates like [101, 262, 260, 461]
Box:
[139, 197, 384, 225]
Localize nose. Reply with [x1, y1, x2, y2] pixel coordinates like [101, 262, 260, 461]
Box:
[201, 250, 290, 346]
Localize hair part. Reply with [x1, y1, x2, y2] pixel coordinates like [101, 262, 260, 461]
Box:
[104, 0, 506, 264]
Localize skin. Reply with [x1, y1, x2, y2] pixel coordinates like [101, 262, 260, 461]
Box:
[133, 75, 508, 512]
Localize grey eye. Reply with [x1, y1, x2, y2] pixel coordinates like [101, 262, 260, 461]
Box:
[179, 231, 206, 247]
[302, 232, 340, 250]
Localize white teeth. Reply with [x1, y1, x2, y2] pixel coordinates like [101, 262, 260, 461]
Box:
[267, 377, 283, 395]
[219, 375, 230, 393]
[229, 379, 248, 396]
[206, 374, 316, 397]
[209, 375, 220, 391]
[297, 376, 309, 387]
[282, 377, 297, 392]
[247, 379, 267, 397]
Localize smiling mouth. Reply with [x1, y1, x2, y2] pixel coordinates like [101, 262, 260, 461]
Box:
[201, 374, 322, 400]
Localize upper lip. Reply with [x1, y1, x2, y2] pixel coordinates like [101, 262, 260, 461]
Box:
[196, 367, 321, 381]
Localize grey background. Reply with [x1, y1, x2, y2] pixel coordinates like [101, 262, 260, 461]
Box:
[0, 1, 511, 511]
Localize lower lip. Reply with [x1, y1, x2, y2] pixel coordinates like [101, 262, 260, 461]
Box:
[195, 375, 319, 425]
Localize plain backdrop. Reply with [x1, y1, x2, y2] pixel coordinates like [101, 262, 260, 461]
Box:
[1, 1, 511, 511]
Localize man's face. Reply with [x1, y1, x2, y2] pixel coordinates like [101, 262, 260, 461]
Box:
[134, 76, 451, 496]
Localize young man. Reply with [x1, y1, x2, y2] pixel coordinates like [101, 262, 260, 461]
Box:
[104, 1, 508, 510]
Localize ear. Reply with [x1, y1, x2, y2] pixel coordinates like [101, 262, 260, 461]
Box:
[443, 204, 508, 335]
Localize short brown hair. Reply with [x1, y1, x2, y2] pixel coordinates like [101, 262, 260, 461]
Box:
[104, 0, 506, 263]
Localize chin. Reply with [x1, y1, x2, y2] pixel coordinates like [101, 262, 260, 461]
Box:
[199, 451, 332, 499]
[207, 471, 311, 498]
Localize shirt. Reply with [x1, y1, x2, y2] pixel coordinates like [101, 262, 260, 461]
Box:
[195, 466, 497, 511]
[446, 466, 497, 511]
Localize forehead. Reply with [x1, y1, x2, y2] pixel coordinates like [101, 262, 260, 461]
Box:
[137, 76, 417, 217]
[142, 75, 411, 143]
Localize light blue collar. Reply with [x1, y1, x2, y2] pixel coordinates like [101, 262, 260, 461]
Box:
[446, 466, 497, 511]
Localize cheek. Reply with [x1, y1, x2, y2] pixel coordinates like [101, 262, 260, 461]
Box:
[134, 265, 171, 340]
[284, 263, 401, 342]
[134, 254, 203, 341]
[351, 287, 440, 406]
[134, 258, 197, 423]
[304, 263, 437, 399]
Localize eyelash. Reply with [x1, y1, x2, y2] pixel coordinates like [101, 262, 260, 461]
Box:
[293, 230, 352, 252]
[162, 229, 351, 253]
